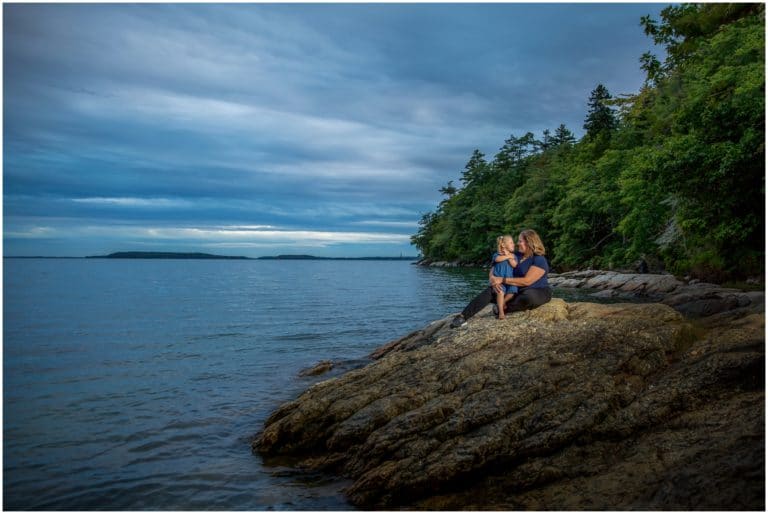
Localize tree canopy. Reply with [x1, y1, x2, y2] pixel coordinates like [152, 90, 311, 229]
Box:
[411, 3, 764, 281]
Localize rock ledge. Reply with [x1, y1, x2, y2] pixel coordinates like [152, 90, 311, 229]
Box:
[549, 270, 764, 318]
[254, 300, 764, 510]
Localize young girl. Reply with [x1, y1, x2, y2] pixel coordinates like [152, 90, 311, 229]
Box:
[491, 235, 518, 320]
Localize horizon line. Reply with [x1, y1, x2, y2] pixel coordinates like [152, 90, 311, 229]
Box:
[3, 253, 422, 260]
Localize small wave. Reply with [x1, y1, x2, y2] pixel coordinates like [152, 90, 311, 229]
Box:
[123, 451, 181, 467]
[163, 417, 228, 431]
[187, 332, 247, 342]
[274, 333, 324, 341]
[128, 439, 173, 454]
[189, 372, 231, 382]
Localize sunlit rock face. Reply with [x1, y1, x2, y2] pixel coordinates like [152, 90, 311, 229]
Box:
[254, 299, 764, 510]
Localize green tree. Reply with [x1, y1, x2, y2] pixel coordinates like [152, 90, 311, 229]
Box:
[439, 180, 457, 197]
[637, 3, 765, 278]
[584, 84, 617, 140]
[541, 129, 554, 150]
[553, 124, 576, 146]
[551, 148, 628, 269]
[411, 3, 764, 280]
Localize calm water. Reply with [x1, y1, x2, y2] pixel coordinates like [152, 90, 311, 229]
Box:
[3, 259, 611, 510]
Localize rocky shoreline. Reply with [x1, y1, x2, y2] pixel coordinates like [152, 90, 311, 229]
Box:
[253, 272, 764, 510]
[548, 270, 764, 319]
[416, 260, 765, 318]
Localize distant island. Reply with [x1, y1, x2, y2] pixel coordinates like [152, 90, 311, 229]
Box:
[87, 252, 253, 260]
[257, 255, 419, 261]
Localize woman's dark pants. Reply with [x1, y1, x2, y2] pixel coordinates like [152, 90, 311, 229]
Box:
[461, 286, 552, 320]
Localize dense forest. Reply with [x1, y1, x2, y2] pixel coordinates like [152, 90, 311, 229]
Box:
[411, 3, 764, 282]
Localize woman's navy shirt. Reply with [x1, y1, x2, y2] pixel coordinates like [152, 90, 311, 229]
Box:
[514, 252, 550, 289]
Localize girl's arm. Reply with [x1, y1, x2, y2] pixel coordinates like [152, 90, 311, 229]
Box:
[494, 253, 516, 263]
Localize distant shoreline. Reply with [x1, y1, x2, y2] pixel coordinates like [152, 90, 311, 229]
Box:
[5, 251, 420, 261]
[86, 252, 252, 260]
[257, 255, 419, 261]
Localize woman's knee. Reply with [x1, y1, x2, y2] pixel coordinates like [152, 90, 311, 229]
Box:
[507, 289, 549, 312]
[537, 288, 553, 306]
[506, 295, 532, 312]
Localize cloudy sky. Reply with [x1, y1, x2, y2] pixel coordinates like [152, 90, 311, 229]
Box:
[4, 2, 665, 257]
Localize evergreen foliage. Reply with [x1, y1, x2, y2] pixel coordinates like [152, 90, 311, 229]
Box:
[584, 84, 618, 140]
[411, 3, 764, 281]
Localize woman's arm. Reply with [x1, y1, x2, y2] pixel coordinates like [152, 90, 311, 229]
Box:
[489, 269, 504, 293]
[504, 265, 545, 287]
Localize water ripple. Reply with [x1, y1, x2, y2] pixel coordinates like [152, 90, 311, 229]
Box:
[8, 260, 602, 509]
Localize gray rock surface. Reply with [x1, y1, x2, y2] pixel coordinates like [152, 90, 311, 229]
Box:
[551, 271, 763, 318]
[253, 299, 764, 510]
[299, 360, 335, 377]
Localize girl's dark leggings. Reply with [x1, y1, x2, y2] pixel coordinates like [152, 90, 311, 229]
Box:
[461, 286, 552, 320]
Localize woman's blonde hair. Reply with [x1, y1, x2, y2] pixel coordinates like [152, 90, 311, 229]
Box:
[496, 235, 513, 253]
[519, 229, 546, 257]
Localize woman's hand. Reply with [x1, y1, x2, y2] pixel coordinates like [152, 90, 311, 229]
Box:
[490, 275, 504, 293]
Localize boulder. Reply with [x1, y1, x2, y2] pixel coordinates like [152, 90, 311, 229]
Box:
[595, 273, 683, 294]
[555, 278, 584, 288]
[662, 286, 763, 318]
[586, 272, 629, 290]
[590, 289, 620, 299]
[299, 360, 335, 377]
[253, 299, 764, 510]
[557, 270, 604, 280]
[555, 271, 760, 317]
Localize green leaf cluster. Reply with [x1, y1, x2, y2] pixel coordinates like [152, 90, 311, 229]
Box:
[411, 3, 764, 281]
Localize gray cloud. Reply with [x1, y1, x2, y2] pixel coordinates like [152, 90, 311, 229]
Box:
[4, 3, 665, 256]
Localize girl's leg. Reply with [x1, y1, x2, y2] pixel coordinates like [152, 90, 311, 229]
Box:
[497, 290, 506, 319]
[502, 293, 515, 313]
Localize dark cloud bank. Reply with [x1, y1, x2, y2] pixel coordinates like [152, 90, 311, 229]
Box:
[4, 3, 664, 257]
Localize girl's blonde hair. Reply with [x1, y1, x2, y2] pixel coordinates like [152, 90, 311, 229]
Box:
[496, 235, 513, 253]
[519, 229, 546, 257]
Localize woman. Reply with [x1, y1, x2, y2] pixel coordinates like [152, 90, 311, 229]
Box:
[450, 229, 552, 328]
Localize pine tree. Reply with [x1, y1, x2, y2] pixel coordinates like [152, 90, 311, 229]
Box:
[439, 181, 457, 197]
[460, 150, 487, 185]
[553, 124, 576, 146]
[541, 129, 553, 150]
[584, 84, 617, 139]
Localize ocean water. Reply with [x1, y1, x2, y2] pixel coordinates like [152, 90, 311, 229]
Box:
[3, 258, 614, 510]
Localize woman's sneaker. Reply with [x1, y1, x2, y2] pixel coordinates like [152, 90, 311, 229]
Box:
[450, 315, 467, 328]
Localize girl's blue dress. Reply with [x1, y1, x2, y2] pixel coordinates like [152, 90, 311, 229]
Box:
[491, 252, 518, 294]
